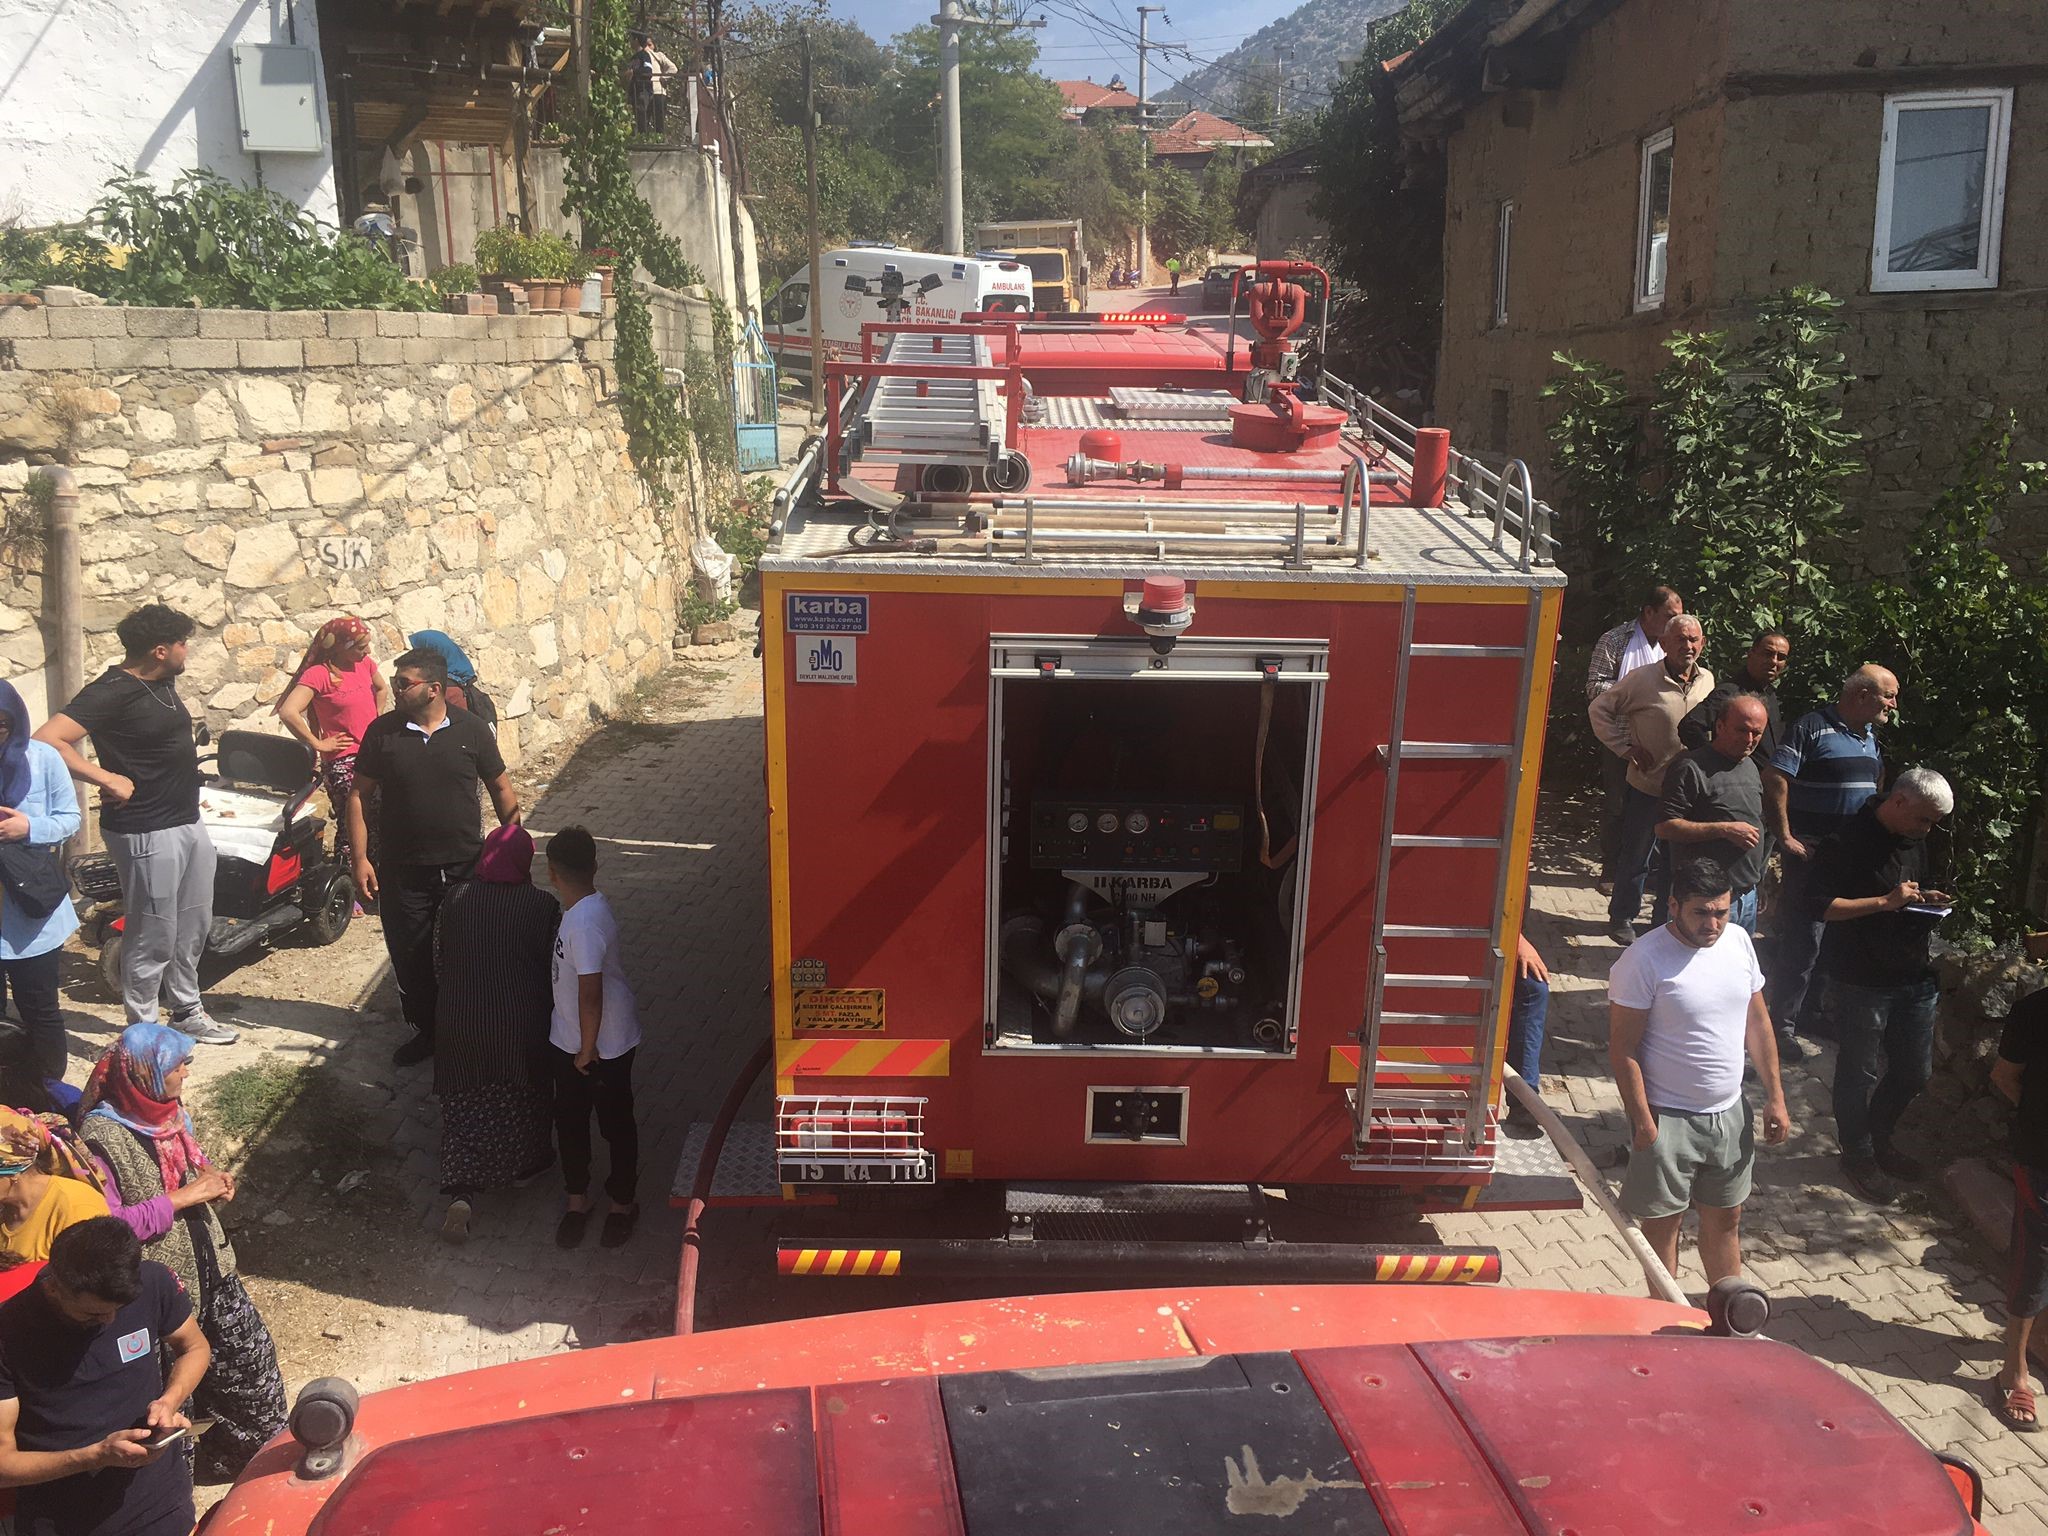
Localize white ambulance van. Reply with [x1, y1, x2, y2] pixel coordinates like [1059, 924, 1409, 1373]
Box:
[762, 246, 1033, 378]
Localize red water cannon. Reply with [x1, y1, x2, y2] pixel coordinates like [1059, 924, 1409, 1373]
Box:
[1242, 259, 1330, 372]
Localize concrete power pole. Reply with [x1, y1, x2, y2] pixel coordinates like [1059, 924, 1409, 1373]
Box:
[939, 0, 965, 255]
[1136, 5, 1165, 283]
[1274, 47, 1288, 118]
[802, 27, 824, 418]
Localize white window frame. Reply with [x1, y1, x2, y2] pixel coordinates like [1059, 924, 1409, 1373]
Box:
[1492, 199, 1515, 327]
[1633, 128, 1674, 313]
[1871, 87, 2012, 293]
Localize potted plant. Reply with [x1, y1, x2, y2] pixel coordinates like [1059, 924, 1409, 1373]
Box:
[589, 246, 619, 298]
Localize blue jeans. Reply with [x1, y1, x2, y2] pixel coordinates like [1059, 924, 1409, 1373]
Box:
[1827, 974, 1939, 1160]
[1506, 973, 1549, 1086]
[1729, 886, 1757, 937]
[1764, 854, 1826, 1034]
[1608, 787, 1668, 929]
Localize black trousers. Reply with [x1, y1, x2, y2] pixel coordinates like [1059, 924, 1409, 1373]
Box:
[376, 860, 474, 1034]
[552, 1044, 639, 1204]
[0, 948, 66, 1080]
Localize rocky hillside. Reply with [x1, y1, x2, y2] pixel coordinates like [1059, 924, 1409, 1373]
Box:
[1169, 0, 1409, 121]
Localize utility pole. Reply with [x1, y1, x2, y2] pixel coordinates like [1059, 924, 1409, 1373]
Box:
[802, 26, 824, 418]
[1136, 4, 1164, 284]
[1274, 46, 1288, 119]
[939, 0, 965, 255]
[936, 2, 1042, 257]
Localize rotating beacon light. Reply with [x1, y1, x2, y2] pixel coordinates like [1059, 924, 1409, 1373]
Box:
[1124, 575, 1195, 654]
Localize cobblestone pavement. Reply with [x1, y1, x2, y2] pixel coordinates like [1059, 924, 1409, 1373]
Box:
[1437, 810, 2046, 1530]
[126, 643, 2040, 1523]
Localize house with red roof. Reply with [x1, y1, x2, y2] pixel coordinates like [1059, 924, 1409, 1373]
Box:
[1054, 78, 1140, 122]
[1149, 109, 1273, 172]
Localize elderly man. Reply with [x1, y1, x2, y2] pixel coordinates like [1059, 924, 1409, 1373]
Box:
[1609, 859, 1792, 1293]
[1657, 694, 1769, 926]
[1587, 586, 1685, 891]
[1811, 767, 1953, 1205]
[1761, 665, 1897, 1057]
[1680, 629, 1790, 763]
[1589, 614, 1714, 946]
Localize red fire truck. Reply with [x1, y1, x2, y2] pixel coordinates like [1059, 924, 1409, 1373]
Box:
[729, 265, 1571, 1279]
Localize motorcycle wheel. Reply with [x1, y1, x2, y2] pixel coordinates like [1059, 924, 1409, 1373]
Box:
[98, 934, 124, 1001]
[304, 872, 356, 946]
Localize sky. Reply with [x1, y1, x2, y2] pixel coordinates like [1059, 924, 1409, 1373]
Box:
[822, 0, 1280, 105]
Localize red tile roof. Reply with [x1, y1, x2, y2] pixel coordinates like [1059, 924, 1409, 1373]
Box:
[1150, 109, 1274, 155]
[1056, 79, 1139, 112]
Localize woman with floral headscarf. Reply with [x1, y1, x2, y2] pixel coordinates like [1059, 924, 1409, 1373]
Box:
[82, 1023, 286, 1480]
[432, 822, 558, 1242]
[0, 1106, 109, 1263]
[277, 615, 391, 871]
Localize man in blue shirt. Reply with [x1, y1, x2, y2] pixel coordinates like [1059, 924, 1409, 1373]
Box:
[1761, 665, 1897, 1058]
[0, 1218, 210, 1536]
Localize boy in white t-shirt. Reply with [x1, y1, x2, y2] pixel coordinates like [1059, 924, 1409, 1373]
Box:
[1607, 858, 1793, 1293]
[545, 826, 643, 1250]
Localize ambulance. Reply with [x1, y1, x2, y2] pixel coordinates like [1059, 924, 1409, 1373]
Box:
[761, 245, 1033, 378]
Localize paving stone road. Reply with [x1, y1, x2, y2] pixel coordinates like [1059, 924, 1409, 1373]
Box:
[143, 639, 2041, 1525]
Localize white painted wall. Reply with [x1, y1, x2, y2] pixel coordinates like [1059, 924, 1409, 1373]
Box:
[0, 0, 337, 227]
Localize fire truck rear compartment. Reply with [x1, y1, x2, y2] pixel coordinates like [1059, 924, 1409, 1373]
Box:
[990, 666, 1314, 1055]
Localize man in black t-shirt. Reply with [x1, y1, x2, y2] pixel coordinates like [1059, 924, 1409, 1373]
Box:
[36, 605, 236, 1044]
[346, 647, 520, 1067]
[1809, 767, 1953, 1206]
[1992, 982, 2048, 1432]
[0, 1218, 210, 1536]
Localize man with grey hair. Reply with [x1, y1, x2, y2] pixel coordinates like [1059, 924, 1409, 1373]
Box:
[1761, 663, 1898, 1059]
[1590, 612, 1714, 945]
[1587, 586, 1686, 891]
[1810, 766, 1954, 1204]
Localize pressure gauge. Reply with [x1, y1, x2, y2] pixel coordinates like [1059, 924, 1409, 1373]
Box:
[1068, 811, 1089, 833]
[1125, 812, 1150, 835]
[1096, 811, 1120, 834]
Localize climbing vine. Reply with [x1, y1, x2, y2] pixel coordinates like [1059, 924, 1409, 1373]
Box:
[558, 0, 707, 506]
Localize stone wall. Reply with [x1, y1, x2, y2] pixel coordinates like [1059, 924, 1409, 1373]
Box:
[0, 303, 674, 768]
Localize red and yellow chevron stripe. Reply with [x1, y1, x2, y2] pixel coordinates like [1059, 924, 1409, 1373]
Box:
[1326, 1045, 1479, 1086]
[1371, 1251, 1500, 1283]
[778, 1038, 950, 1077]
[779, 1247, 903, 1277]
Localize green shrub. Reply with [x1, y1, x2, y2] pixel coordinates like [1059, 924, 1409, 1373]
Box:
[84, 173, 429, 311]
[428, 263, 479, 300]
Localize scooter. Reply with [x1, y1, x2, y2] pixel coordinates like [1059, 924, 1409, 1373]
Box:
[71, 730, 355, 998]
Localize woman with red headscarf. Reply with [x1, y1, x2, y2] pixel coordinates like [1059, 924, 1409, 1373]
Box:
[432, 822, 560, 1242]
[276, 616, 391, 872]
[81, 1023, 286, 1482]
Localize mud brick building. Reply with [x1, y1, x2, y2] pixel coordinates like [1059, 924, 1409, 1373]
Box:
[1393, 0, 2047, 557]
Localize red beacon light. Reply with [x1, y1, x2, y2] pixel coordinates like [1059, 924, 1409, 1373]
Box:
[1125, 574, 1195, 654]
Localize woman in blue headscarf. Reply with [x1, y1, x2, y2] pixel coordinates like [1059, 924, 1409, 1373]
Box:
[407, 630, 497, 729]
[0, 679, 81, 1097]
[83, 1023, 285, 1481]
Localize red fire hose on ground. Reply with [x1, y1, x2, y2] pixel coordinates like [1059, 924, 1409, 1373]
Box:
[674, 1039, 772, 1336]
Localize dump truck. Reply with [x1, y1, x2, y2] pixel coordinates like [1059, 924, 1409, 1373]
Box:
[973, 218, 1088, 311]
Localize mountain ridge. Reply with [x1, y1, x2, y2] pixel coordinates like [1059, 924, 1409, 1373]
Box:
[1166, 0, 1409, 125]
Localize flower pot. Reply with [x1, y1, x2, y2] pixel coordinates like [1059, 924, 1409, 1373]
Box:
[542, 279, 567, 310]
[594, 265, 615, 298]
[0, 293, 40, 309]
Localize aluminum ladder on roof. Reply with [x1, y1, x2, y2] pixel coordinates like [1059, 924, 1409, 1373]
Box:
[1347, 585, 1546, 1169]
[853, 331, 1001, 465]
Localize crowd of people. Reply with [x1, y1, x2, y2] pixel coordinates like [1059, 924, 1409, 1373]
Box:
[1566, 582, 2048, 1433]
[0, 601, 648, 1531]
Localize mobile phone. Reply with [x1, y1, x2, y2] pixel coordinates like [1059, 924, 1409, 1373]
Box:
[143, 1426, 189, 1452]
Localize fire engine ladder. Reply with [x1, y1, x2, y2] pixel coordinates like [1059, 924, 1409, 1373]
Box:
[849, 331, 1004, 470]
[1348, 585, 1545, 1169]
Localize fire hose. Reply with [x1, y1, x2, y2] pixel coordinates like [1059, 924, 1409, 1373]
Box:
[674, 1038, 772, 1336]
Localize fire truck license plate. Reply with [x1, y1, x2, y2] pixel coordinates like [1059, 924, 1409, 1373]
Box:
[779, 1158, 935, 1185]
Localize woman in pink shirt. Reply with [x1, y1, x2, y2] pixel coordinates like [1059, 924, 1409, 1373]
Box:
[276, 616, 391, 870]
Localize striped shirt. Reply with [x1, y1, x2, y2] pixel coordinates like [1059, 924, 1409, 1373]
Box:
[1770, 706, 1882, 839]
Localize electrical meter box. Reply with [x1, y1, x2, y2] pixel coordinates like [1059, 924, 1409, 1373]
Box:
[230, 44, 326, 155]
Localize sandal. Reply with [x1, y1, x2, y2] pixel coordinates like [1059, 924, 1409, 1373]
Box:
[440, 1199, 472, 1245]
[555, 1208, 591, 1249]
[599, 1205, 640, 1249]
[1991, 1378, 2043, 1432]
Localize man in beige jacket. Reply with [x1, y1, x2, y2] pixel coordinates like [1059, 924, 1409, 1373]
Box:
[1590, 615, 1713, 945]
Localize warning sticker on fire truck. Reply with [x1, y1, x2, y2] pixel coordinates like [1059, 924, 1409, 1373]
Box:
[793, 988, 886, 1032]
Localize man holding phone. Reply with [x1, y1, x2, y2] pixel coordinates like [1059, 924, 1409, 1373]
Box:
[1809, 767, 1955, 1205]
[0, 1217, 209, 1535]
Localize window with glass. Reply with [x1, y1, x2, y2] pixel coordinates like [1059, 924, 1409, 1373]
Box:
[764, 281, 809, 326]
[1493, 200, 1515, 327]
[1872, 88, 2011, 292]
[1634, 129, 1673, 312]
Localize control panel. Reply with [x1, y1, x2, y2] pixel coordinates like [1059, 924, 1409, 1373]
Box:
[1028, 800, 1244, 872]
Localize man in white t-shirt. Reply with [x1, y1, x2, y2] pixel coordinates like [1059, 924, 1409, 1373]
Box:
[1608, 858, 1792, 1292]
[545, 826, 643, 1250]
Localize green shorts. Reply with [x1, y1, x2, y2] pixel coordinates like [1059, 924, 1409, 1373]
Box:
[1620, 1099, 1756, 1219]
